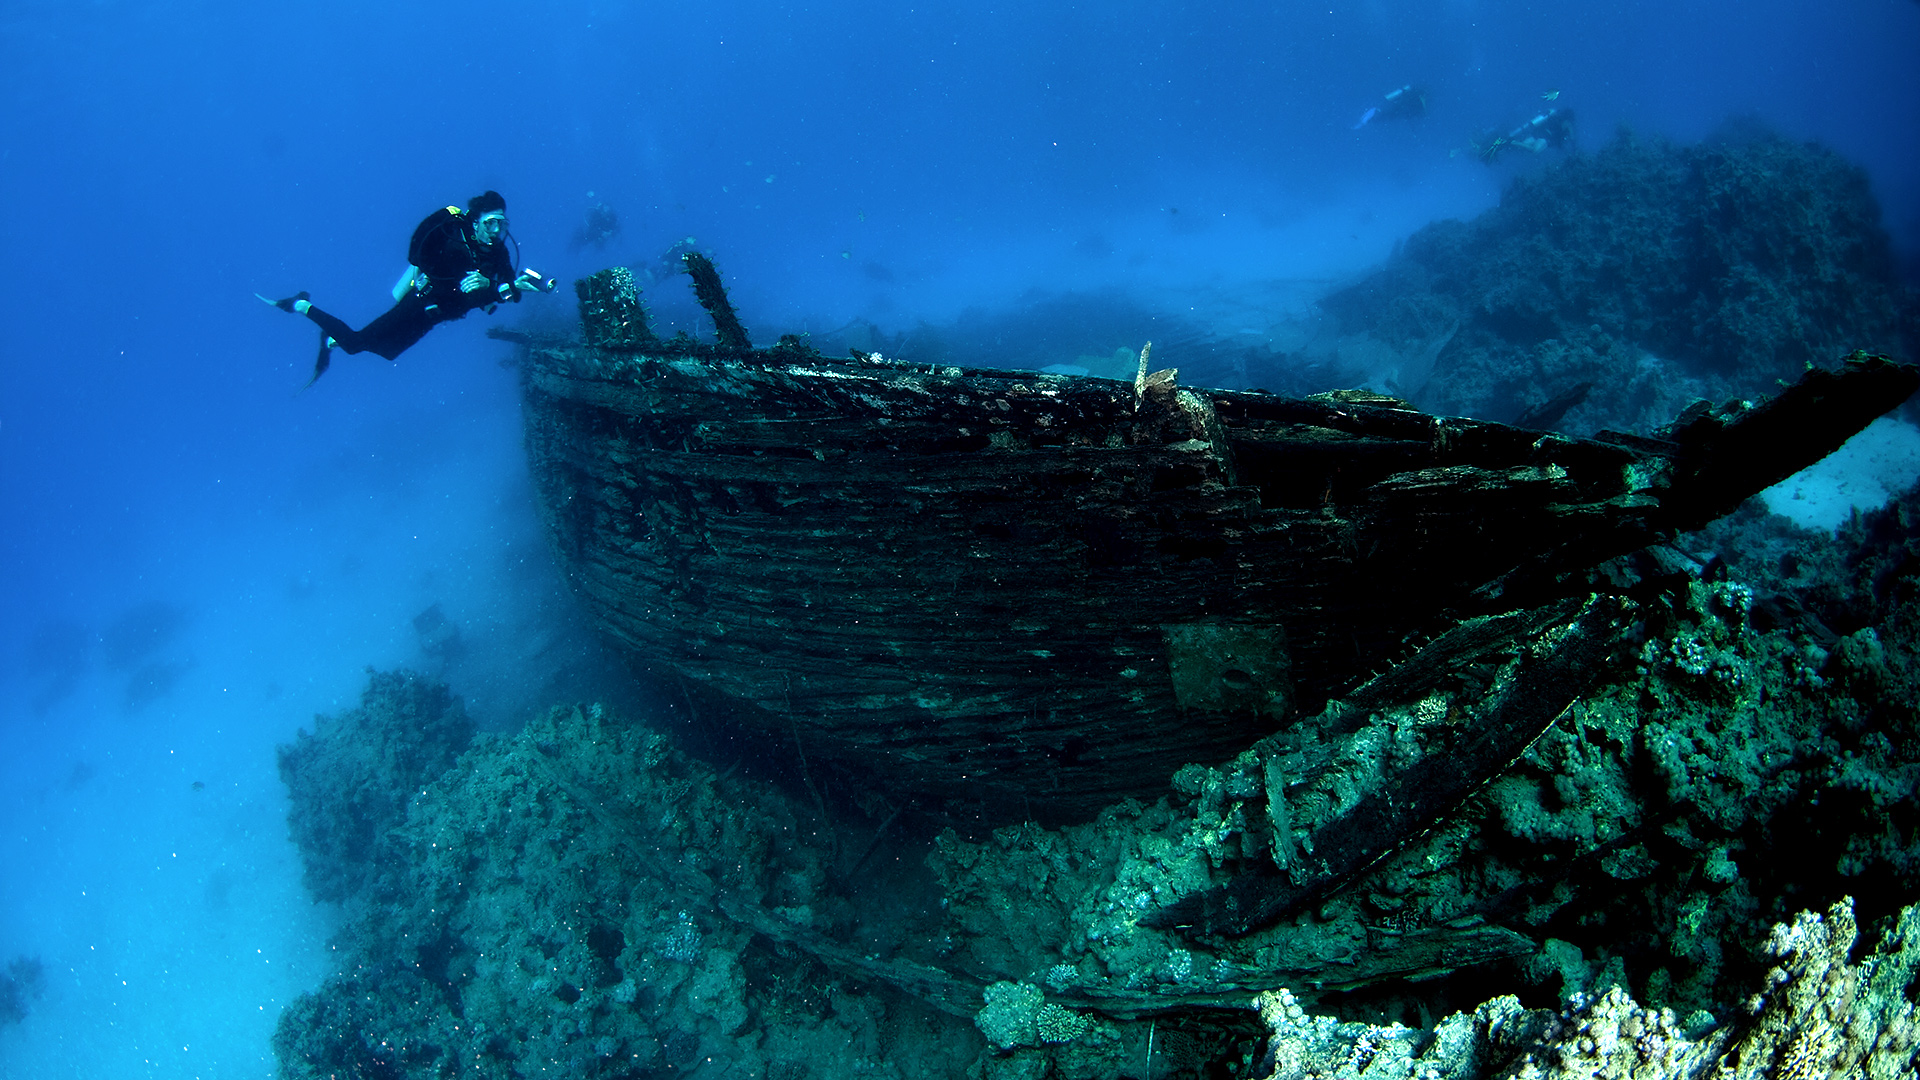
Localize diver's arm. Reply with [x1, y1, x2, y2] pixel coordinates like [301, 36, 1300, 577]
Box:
[459, 269, 523, 309]
[481, 247, 530, 302]
[391, 265, 421, 301]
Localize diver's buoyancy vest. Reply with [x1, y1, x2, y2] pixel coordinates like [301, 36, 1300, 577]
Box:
[407, 205, 467, 270]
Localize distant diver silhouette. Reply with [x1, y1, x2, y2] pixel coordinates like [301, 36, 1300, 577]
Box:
[1471, 107, 1574, 163]
[1354, 85, 1428, 129]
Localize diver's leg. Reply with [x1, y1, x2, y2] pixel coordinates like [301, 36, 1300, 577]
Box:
[301, 305, 368, 355]
[294, 296, 434, 386]
[351, 296, 439, 361]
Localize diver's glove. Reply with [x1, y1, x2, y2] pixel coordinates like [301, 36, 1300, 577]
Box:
[460, 270, 490, 294]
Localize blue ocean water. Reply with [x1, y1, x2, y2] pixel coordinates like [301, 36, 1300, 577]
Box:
[0, 1, 1916, 1075]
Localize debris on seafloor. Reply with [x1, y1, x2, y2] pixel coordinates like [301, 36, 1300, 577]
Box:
[1145, 595, 1628, 941]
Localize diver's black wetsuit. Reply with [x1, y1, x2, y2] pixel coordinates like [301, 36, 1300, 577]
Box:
[303, 212, 521, 361]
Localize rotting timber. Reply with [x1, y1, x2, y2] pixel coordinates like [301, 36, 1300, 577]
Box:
[514, 265, 1919, 819]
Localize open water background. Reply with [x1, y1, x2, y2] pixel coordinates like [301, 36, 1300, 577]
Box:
[1, 2, 1917, 1075]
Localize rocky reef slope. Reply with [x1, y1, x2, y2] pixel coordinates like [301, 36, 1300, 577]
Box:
[1320, 125, 1917, 435]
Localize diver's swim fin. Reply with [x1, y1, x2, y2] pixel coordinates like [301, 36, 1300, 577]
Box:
[303, 329, 333, 389]
[257, 290, 310, 313]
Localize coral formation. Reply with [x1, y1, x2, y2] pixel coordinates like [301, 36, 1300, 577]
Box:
[276, 670, 475, 903]
[273, 694, 980, 1080]
[1321, 125, 1916, 435]
[1240, 897, 1920, 1079]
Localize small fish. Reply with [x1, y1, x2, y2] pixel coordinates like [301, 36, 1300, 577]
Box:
[1352, 107, 1379, 130]
[1542, 88, 1560, 100]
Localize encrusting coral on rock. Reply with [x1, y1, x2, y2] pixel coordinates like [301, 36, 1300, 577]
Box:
[273, 692, 983, 1080]
[1236, 897, 1920, 1080]
[277, 669, 474, 904]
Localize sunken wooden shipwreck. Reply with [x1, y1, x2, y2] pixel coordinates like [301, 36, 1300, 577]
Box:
[511, 261, 1918, 817]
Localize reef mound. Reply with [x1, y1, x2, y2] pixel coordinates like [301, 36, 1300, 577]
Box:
[276, 670, 474, 904]
[1321, 124, 1918, 436]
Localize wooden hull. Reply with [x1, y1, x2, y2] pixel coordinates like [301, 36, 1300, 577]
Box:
[517, 318, 1914, 816]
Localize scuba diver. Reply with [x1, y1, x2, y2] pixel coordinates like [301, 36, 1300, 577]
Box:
[1352, 85, 1429, 129]
[1472, 107, 1575, 163]
[259, 190, 555, 387]
[570, 197, 622, 252]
